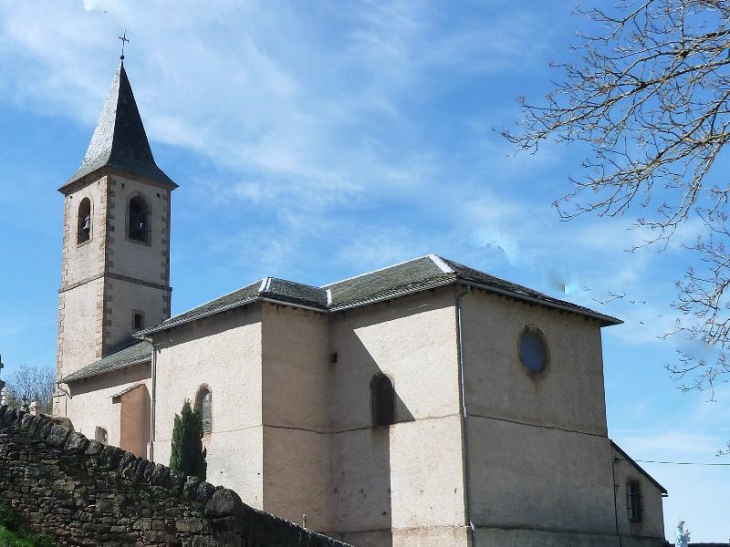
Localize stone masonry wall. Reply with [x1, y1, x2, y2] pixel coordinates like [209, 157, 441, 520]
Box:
[0, 405, 351, 547]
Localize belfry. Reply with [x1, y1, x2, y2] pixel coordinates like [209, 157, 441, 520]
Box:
[55, 59, 175, 438]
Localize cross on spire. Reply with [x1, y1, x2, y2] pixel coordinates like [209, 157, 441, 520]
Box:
[119, 30, 130, 61]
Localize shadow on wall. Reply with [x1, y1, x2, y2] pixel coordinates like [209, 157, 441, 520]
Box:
[331, 332, 415, 547]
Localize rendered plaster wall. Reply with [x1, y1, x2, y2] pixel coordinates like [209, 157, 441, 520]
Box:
[460, 289, 621, 536]
[461, 289, 609, 434]
[326, 288, 468, 547]
[612, 446, 666, 541]
[57, 278, 105, 380]
[64, 363, 150, 451]
[105, 278, 169, 350]
[152, 305, 265, 509]
[467, 417, 618, 535]
[260, 304, 331, 530]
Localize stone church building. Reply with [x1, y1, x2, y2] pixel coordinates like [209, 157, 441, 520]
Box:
[53, 60, 667, 546]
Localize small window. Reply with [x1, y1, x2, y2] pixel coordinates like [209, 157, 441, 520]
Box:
[128, 197, 149, 242]
[371, 374, 395, 427]
[627, 481, 642, 523]
[519, 327, 548, 374]
[196, 387, 212, 435]
[95, 426, 108, 445]
[133, 311, 145, 330]
[77, 197, 91, 244]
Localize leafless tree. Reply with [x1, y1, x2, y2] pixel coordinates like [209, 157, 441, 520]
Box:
[4, 364, 55, 415]
[504, 0, 730, 406]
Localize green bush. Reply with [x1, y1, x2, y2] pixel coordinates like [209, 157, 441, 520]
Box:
[0, 504, 19, 532]
[169, 400, 207, 480]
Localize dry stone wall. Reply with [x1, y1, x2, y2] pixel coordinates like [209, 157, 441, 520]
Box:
[0, 405, 351, 547]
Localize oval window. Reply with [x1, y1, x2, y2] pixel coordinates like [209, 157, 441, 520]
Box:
[520, 329, 547, 374]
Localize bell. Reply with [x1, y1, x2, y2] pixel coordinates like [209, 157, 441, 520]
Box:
[82, 215, 91, 231]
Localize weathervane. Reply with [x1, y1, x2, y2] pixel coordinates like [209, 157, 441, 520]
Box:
[119, 29, 130, 61]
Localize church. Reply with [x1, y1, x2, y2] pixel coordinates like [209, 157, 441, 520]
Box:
[53, 59, 668, 547]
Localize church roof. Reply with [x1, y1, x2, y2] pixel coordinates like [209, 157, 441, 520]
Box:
[61, 61, 176, 191]
[136, 254, 620, 337]
[611, 441, 668, 494]
[62, 340, 152, 383]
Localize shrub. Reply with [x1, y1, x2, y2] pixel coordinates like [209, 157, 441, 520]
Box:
[169, 400, 207, 480]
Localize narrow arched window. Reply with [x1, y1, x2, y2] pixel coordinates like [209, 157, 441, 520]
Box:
[196, 387, 212, 435]
[371, 374, 395, 427]
[626, 481, 642, 522]
[77, 197, 91, 244]
[128, 197, 149, 242]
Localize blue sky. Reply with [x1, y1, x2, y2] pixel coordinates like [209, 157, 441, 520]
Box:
[0, 0, 728, 541]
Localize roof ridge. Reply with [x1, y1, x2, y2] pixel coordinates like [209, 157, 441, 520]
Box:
[261, 276, 325, 292]
[428, 254, 454, 274]
[323, 254, 438, 287]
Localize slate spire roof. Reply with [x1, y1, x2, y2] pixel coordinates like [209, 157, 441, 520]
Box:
[61, 61, 176, 191]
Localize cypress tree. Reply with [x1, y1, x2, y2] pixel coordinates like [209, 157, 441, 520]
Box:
[169, 400, 207, 480]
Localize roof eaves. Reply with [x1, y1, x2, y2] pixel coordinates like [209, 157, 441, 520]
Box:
[136, 296, 260, 337]
[456, 279, 622, 326]
[258, 296, 328, 313]
[111, 382, 146, 400]
[62, 354, 150, 383]
[611, 440, 668, 495]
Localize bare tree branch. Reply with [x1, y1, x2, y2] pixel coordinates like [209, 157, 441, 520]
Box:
[504, 0, 730, 445]
[4, 364, 55, 415]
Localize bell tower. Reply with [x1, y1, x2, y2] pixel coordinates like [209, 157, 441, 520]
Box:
[54, 59, 177, 415]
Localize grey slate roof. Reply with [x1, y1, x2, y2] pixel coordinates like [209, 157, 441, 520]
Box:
[64, 255, 620, 383]
[62, 340, 152, 383]
[611, 441, 667, 494]
[136, 254, 620, 337]
[61, 61, 176, 191]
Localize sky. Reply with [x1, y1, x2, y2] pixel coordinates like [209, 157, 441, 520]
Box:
[0, 0, 728, 541]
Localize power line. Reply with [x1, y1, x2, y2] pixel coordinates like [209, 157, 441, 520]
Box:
[634, 459, 730, 466]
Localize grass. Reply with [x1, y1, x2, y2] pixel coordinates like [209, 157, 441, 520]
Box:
[0, 505, 54, 547]
[0, 526, 43, 547]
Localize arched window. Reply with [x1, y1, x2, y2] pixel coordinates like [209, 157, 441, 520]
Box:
[371, 374, 395, 427]
[128, 197, 149, 242]
[626, 480, 642, 522]
[196, 387, 212, 435]
[77, 197, 91, 244]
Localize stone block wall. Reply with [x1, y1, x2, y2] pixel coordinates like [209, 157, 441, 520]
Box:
[0, 405, 351, 547]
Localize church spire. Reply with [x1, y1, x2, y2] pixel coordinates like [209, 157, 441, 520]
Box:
[62, 60, 176, 190]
